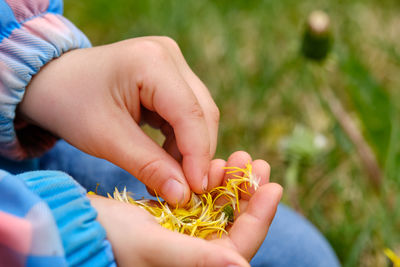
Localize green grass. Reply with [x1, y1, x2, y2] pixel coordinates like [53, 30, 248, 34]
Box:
[64, 0, 400, 265]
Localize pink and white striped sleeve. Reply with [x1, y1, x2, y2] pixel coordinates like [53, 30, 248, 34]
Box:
[0, 0, 91, 160]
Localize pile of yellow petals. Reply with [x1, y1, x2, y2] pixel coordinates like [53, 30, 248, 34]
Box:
[106, 164, 260, 239]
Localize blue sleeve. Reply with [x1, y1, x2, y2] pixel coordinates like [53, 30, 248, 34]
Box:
[0, 1, 116, 265]
[0, 0, 91, 160]
[0, 169, 115, 266]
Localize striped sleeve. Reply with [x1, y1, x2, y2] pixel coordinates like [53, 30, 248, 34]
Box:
[0, 169, 116, 266]
[0, 169, 66, 266]
[0, 0, 91, 160]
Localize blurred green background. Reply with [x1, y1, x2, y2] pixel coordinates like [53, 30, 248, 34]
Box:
[64, 0, 400, 266]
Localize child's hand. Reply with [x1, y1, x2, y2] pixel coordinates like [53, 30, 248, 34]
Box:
[208, 151, 281, 261]
[88, 151, 282, 266]
[20, 37, 219, 205]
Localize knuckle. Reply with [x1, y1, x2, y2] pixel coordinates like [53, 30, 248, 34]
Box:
[134, 39, 170, 61]
[136, 158, 162, 186]
[189, 102, 205, 119]
[158, 36, 181, 51]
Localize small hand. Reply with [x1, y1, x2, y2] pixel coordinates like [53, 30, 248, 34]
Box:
[207, 151, 281, 261]
[20, 37, 219, 205]
[89, 195, 250, 267]
[89, 151, 282, 266]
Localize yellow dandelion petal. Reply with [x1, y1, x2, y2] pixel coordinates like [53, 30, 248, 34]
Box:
[99, 164, 255, 239]
[385, 248, 400, 267]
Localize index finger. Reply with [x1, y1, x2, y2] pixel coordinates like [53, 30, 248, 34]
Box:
[138, 46, 211, 193]
[152, 36, 220, 159]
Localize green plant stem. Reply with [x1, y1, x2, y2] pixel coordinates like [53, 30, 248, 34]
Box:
[312, 66, 382, 187]
[285, 159, 303, 213]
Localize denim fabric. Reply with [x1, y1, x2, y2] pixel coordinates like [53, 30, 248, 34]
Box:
[39, 140, 340, 267]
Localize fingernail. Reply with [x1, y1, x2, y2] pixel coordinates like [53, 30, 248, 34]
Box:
[161, 179, 185, 204]
[202, 175, 208, 192]
[226, 265, 241, 267]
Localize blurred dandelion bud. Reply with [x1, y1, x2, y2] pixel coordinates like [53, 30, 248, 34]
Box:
[281, 125, 327, 165]
[301, 10, 332, 62]
[314, 133, 328, 150]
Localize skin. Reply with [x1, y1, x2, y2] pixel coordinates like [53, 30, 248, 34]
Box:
[19, 37, 283, 266]
[89, 152, 282, 267]
[20, 37, 219, 205]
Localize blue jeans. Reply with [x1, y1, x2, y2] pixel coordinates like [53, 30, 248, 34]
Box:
[4, 141, 341, 266]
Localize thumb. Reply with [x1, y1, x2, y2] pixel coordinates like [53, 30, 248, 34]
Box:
[223, 183, 283, 261]
[96, 112, 190, 205]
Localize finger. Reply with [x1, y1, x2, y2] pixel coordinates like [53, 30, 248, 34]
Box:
[96, 110, 190, 205]
[150, 36, 220, 158]
[208, 159, 226, 190]
[224, 151, 252, 185]
[138, 47, 211, 194]
[219, 183, 283, 261]
[241, 160, 270, 201]
[144, 227, 250, 267]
